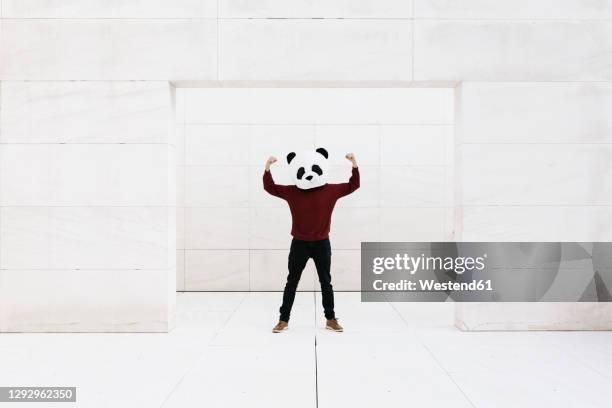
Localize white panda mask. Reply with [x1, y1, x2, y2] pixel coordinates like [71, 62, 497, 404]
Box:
[287, 148, 329, 190]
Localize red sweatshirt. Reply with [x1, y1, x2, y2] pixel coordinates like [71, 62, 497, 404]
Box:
[263, 167, 360, 241]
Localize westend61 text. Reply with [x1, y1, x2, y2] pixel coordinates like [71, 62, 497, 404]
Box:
[372, 279, 493, 292]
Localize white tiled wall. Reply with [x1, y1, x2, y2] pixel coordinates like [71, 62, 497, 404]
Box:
[2, 1, 612, 83]
[1, 0, 611, 331]
[414, 21, 612, 81]
[0, 20, 217, 80]
[182, 88, 454, 125]
[457, 82, 612, 240]
[1, 206, 172, 270]
[458, 83, 612, 144]
[219, 20, 413, 81]
[2, 0, 218, 18]
[0, 81, 176, 332]
[0, 268, 171, 332]
[0, 81, 173, 143]
[219, 0, 413, 18]
[455, 81, 612, 330]
[414, 0, 612, 19]
[177, 88, 454, 291]
[0, 144, 171, 206]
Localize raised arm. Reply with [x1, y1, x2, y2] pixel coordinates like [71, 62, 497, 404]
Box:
[335, 153, 360, 198]
[263, 156, 292, 199]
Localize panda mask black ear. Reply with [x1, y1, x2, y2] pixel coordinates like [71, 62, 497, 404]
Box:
[287, 152, 296, 164]
[315, 147, 329, 159]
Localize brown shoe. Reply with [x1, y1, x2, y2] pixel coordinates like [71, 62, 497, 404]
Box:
[326, 318, 343, 332]
[272, 320, 289, 333]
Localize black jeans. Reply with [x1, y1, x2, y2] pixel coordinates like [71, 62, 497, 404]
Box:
[279, 238, 335, 322]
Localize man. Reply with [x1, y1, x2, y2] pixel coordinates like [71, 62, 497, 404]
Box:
[263, 151, 359, 333]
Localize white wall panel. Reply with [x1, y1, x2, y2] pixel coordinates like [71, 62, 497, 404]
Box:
[324, 250, 361, 291]
[462, 144, 612, 206]
[331, 207, 380, 249]
[249, 207, 293, 249]
[186, 125, 251, 166]
[0, 81, 172, 143]
[414, 21, 612, 81]
[2, 0, 217, 18]
[249, 129, 316, 169]
[415, 0, 612, 19]
[462, 206, 612, 241]
[380, 207, 447, 241]
[381, 125, 452, 166]
[184, 88, 453, 125]
[167, 145, 178, 206]
[457, 82, 612, 330]
[185, 207, 249, 249]
[176, 125, 186, 165]
[175, 90, 185, 123]
[0, 207, 171, 270]
[177, 165, 186, 207]
[219, 20, 413, 81]
[185, 250, 249, 291]
[0, 78, 175, 331]
[185, 166, 249, 207]
[0, 20, 217, 80]
[459, 83, 612, 144]
[221, 0, 412, 18]
[176, 207, 185, 249]
[176, 250, 185, 291]
[0, 269, 170, 332]
[380, 166, 446, 207]
[0, 144, 171, 206]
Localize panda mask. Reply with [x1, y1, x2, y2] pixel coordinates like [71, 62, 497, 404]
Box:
[287, 148, 329, 190]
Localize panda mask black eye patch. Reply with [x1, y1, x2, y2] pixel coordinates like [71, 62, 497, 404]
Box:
[312, 165, 323, 176]
[296, 167, 306, 180]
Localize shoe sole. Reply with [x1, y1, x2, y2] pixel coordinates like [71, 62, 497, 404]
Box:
[325, 326, 343, 332]
[272, 327, 289, 333]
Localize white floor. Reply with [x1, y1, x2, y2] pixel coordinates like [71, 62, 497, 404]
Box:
[1, 293, 612, 407]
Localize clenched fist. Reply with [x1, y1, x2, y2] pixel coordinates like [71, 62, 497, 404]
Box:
[345, 153, 358, 168]
[265, 156, 278, 171]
